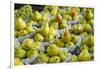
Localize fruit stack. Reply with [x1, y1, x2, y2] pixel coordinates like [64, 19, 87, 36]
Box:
[14, 5, 94, 65]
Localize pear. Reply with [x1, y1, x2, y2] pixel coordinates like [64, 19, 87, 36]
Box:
[59, 19, 68, 29]
[72, 55, 78, 62]
[58, 51, 67, 61]
[26, 48, 38, 58]
[45, 34, 54, 41]
[47, 44, 60, 56]
[34, 33, 44, 42]
[85, 9, 94, 19]
[14, 58, 24, 65]
[86, 35, 94, 47]
[71, 8, 78, 16]
[32, 42, 41, 52]
[50, 7, 58, 16]
[40, 22, 49, 36]
[51, 22, 59, 30]
[62, 31, 72, 43]
[15, 48, 26, 59]
[15, 17, 26, 30]
[72, 35, 79, 44]
[65, 42, 74, 47]
[56, 13, 62, 23]
[63, 14, 72, 21]
[79, 49, 91, 61]
[49, 56, 60, 63]
[14, 30, 18, 37]
[49, 26, 56, 36]
[32, 11, 42, 21]
[84, 24, 92, 32]
[88, 19, 94, 25]
[72, 25, 78, 34]
[77, 24, 84, 33]
[80, 18, 87, 24]
[25, 23, 35, 33]
[72, 14, 80, 20]
[17, 30, 28, 37]
[21, 39, 34, 50]
[55, 39, 65, 47]
[39, 52, 49, 63]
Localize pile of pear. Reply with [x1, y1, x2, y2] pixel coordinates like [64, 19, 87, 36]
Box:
[14, 5, 94, 65]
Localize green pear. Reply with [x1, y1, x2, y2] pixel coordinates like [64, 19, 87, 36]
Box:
[15, 48, 26, 59]
[58, 51, 67, 61]
[72, 14, 80, 20]
[39, 52, 49, 63]
[72, 35, 79, 44]
[50, 7, 58, 16]
[85, 9, 94, 19]
[86, 35, 94, 47]
[84, 24, 92, 32]
[80, 18, 87, 24]
[32, 11, 42, 21]
[14, 58, 24, 65]
[32, 42, 41, 52]
[55, 39, 65, 47]
[40, 22, 49, 36]
[72, 55, 78, 62]
[34, 33, 44, 42]
[25, 23, 35, 33]
[15, 17, 26, 30]
[77, 24, 84, 33]
[49, 26, 56, 36]
[26, 48, 38, 58]
[21, 39, 34, 50]
[88, 19, 94, 25]
[18, 30, 28, 37]
[47, 44, 60, 56]
[79, 49, 91, 61]
[45, 34, 54, 41]
[59, 19, 68, 29]
[65, 42, 74, 47]
[72, 25, 78, 34]
[14, 30, 18, 37]
[49, 56, 60, 63]
[51, 22, 59, 30]
[62, 31, 72, 43]
[80, 45, 89, 51]
[63, 14, 72, 21]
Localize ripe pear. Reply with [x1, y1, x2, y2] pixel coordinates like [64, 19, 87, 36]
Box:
[34, 33, 44, 42]
[79, 49, 91, 61]
[15, 48, 26, 59]
[56, 13, 62, 23]
[14, 58, 24, 65]
[47, 44, 60, 56]
[55, 39, 65, 47]
[40, 22, 49, 36]
[45, 34, 54, 41]
[15, 17, 26, 30]
[26, 48, 38, 58]
[62, 31, 72, 43]
[21, 39, 34, 50]
[39, 52, 49, 63]
[85, 9, 94, 19]
[84, 24, 92, 32]
[18, 30, 28, 37]
[32, 11, 42, 21]
[72, 55, 78, 62]
[25, 23, 35, 33]
[58, 51, 67, 61]
[49, 56, 60, 63]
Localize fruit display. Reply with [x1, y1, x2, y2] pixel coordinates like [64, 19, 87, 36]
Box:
[14, 4, 94, 65]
